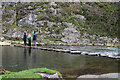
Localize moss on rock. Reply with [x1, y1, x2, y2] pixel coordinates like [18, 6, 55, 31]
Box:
[0, 68, 62, 79]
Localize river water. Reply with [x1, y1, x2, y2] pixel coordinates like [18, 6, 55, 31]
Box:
[1, 46, 119, 78]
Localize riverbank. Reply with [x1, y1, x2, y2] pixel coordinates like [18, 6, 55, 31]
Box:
[0, 40, 120, 48]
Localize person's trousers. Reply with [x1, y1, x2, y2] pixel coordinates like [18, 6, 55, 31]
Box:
[24, 40, 27, 46]
[33, 40, 36, 46]
[28, 40, 31, 46]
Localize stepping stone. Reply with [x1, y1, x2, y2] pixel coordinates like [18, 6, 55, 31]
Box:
[54, 49, 63, 52]
[81, 52, 89, 55]
[115, 56, 120, 59]
[10, 45, 14, 47]
[41, 48, 48, 50]
[108, 56, 120, 59]
[47, 48, 53, 51]
[14, 45, 21, 47]
[37, 47, 42, 49]
[70, 51, 81, 54]
[61, 50, 70, 53]
[99, 54, 108, 57]
[88, 53, 100, 56]
[52, 49, 57, 51]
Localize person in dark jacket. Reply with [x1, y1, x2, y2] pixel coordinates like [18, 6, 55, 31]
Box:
[23, 32, 27, 46]
[33, 31, 37, 46]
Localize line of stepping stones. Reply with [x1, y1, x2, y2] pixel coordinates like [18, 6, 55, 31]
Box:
[12, 45, 120, 59]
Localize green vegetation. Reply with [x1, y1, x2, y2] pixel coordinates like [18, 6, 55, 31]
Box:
[45, 36, 61, 41]
[37, 33, 45, 35]
[46, 8, 54, 13]
[54, 26, 67, 34]
[82, 2, 118, 38]
[35, 9, 45, 13]
[2, 2, 119, 40]
[37, 14, 46, 21]
[0, 68, 62, 79]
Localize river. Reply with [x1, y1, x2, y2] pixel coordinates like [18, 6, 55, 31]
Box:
[1, 46, 119, 78]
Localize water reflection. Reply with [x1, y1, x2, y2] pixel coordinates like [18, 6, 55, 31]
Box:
[32, 49, 37, 67]
[24, 48, 27, 61]
[28, 47, 31, 56]
[23, 47, 37, 68]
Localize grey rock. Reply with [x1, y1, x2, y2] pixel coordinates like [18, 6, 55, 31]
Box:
[50, 7, 55, 11]
[56, 13, 62, 17]
[81, 52, 89, 55]
[18, 13, 38, 27]
[2, 2, 10, 8]
[77, 73, 120, 79]
[6, 29, 12, 35]
[4, 10, 15, 14]
[61, 24, 81, 43]
[28, 6, 33, 10]
[7, 19, 14, 25]
[70, 51, 81, 54]
[51, 34, 57, 38]
[88, 52, 100, 56]
[81, 38, 90, 44]
[36, 72, 60, 78]
[75, 15, 86, 22]
[97, 37, 108, 44]
[17, 31, 23, 38]
[107, 38, 113, 43]
[13, 28, 17, 32]
[37, 21, 44, 26]
[82, 33, 90, 37]
[12, 32, 18, 38]
[0, 37, 5, 41]
[2, 27, 6, 32]
[49, 2, 57, 6]
[0, 2, 2, 8]
[47, 21, 56, 28]
[113, 38, 119, 43]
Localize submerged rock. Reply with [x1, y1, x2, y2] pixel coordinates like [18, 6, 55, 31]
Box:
[77, 73, 120, 79]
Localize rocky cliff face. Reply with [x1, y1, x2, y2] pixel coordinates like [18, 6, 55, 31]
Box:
[1, 2, 119, 44]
